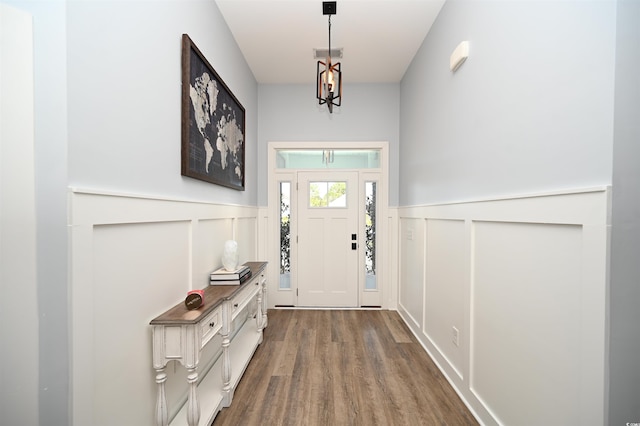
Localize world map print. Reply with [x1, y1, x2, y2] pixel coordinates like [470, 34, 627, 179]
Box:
[184, 40, 245, 190]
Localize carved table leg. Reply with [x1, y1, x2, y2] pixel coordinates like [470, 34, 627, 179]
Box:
[256, 287, 264, 339]
[261, 284, 268, 329]
[186, 367, 200, 426]
[221, 328, 231, 406]
[155, 367, 168, 426]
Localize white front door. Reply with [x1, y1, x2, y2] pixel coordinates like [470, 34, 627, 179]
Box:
[296, 171, 359, 307]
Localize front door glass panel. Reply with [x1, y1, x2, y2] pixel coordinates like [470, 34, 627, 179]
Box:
[309, 181, 347, 208]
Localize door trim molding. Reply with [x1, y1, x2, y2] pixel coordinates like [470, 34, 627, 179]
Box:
[267, 141, 390, 308]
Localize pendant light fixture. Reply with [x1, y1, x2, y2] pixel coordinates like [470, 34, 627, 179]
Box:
[316, 1, 342, 113]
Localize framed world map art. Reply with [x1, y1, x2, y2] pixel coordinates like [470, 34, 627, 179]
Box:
[181, 34, 245, 191]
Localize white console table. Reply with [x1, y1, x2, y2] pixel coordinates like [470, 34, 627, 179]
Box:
[150, 262, 267, 426]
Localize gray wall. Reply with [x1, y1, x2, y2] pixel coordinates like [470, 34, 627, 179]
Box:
[34, 2, 69, 423]
[67, 1, 258, 206]
[1, 1, 258, 424]
[399, 0, 616, 205]
[610, 0, 640, 423]
[401, 0, 640, 423]
[1, 5, 39, 425]
[257, 83, 400, 206]
[1, 1, 69, 424]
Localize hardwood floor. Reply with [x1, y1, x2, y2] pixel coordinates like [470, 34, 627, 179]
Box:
[212, 309, 479, 426]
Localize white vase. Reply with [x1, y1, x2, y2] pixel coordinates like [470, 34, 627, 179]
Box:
[222, 240, 239, 271]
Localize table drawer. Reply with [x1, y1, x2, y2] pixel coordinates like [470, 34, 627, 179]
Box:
[230, 279, 260, 319]
[200, 306, 222, 347]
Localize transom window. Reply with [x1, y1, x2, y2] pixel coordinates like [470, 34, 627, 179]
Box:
[276, 149, 380, 169]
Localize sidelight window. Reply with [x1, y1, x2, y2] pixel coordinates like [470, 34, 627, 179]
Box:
[365, 181, 377, 290]
[279, 181, 291, 289]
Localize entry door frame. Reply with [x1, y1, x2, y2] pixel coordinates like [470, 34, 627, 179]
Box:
[267, 141, 390, 309]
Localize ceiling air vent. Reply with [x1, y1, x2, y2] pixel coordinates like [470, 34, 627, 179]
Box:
[313, 48, 343, 59]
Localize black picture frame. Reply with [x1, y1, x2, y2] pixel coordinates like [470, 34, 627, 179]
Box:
[181, 34, 245, 191]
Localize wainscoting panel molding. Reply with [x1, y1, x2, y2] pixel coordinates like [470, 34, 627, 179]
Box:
[69, 188, 261, 426]
[425, 219, 467, 380]
[398, 217, 425, 329]
[397, 187, 610, 426]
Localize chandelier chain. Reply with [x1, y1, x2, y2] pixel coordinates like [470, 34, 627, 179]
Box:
[328, 15, 332, 59]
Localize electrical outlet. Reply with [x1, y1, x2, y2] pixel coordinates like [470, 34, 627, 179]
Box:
[452, 326, 459, 347]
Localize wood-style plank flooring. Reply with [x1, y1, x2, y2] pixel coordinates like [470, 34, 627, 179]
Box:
[213, 309, 479, 426]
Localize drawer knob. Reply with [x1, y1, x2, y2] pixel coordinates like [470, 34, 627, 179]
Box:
[209, 321, 215, 328]
[233, 303, 239, 308]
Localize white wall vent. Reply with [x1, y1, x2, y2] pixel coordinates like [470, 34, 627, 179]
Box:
[313, 48, 343, 59]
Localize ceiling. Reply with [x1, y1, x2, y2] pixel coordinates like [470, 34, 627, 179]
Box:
[215, 0, 446, 85]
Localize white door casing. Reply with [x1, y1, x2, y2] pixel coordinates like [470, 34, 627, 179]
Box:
[267, 141, 389, 309]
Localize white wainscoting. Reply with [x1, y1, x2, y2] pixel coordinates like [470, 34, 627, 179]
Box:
[69, 188, 260, 426]
[397, 187, 610, 426]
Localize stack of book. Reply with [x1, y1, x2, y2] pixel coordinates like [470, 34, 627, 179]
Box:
[209, 264, 251, 285]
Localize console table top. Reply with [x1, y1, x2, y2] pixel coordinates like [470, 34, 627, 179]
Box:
[150, 261, 267, 326]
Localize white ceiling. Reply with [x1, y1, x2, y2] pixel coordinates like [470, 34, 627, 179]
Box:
[215, 0, 446, 85]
